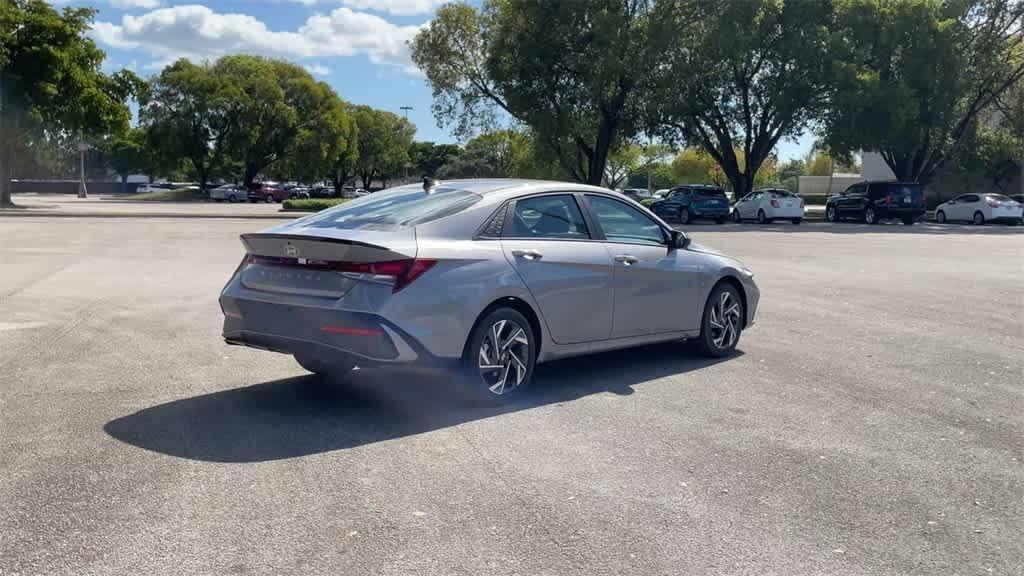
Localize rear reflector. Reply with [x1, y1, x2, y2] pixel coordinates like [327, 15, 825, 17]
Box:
[321, 325, 383, 336]
[246, 255, 436, 293]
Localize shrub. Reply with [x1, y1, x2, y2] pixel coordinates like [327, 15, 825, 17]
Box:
[281, 198, 348, 211]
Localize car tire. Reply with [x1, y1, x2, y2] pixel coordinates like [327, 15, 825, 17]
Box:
[973, 211, 985, 225]
[864, 206, 877, 224]
[936, 210, 946, 224]
[294, 354, 354, 378]
[902, 216, 916, 225]
[462, 307, 535, 403]
[825, 205, 837, 222]
[791, 218, 802, 225]
[228, 194, 237, 203]
[265, 195, 275, 203]
[757, 209, 770, 224]
[695, 282, 744, 358]
[732, 210, 741, 223]
[678, 207, 691, 224]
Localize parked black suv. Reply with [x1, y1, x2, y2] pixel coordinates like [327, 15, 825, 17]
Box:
[825, 181, 925, 225]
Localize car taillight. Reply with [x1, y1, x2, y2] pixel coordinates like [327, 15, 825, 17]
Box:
[885, 196, 892, 205]
[987, 200, 1000, 208]
[246, 255, 436, 292]
[770, 199, 779, 208]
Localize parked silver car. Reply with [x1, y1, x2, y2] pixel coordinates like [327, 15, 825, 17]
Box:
[220, 179, 759, 400]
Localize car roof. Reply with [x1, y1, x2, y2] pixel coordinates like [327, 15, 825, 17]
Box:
[386, 178, 612, 200]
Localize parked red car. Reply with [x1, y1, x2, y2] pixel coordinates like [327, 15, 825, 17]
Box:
[247, 183, 290, 203]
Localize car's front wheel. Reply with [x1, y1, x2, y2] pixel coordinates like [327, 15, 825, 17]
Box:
[695, 282, 744, 358]
[463, 308, 535, 402]
[678, 207, 691, 224]
[732, 210, 741, 223]
[825, 204, 837, 222]
[265, 194, 275, 203]
[935, 210, 946, 223]
[791, 218, 802, 225]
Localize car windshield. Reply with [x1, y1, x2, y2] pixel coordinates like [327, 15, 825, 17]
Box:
[295, 186, 481, 230]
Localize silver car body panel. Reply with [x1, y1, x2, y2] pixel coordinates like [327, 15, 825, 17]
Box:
[220, 179, 759, 367]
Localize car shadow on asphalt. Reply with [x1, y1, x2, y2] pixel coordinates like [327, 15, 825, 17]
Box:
[104, 343, 740, 463]
[675, 221, 1024, 235]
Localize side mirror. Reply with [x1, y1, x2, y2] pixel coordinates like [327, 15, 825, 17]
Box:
[670, 229, 690, 249]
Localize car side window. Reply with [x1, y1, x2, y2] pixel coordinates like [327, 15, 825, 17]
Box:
[586, 195, 666, 246]
[962, 194, 979, 203]
[509, 195, 589, 239]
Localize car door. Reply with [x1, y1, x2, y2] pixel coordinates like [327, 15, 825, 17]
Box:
[740, 192, 761, 218]
[838, 184, 865, 215]
[500, 194, 614, 344]
[583, 194, 703, 337]
[955, 195, 979, 221]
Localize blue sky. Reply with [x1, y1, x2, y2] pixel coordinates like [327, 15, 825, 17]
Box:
[73, 0, 812, 160]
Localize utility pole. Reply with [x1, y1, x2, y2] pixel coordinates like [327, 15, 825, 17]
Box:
[400, 106, 413, 120]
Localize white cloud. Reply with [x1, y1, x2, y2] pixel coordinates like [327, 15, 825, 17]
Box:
[91, 4, 423, 71]
[340, 0, 445, 16]
[110, 0, 161, 9]
[305, 63, 330, 76]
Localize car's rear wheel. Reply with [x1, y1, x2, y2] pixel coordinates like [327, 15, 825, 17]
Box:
[265, 194, 275, 203]
[864, 206, 877, 224]
[294, 354, 354, 378]
[732, 210, 741, 223]
[935, 210, 946, 223]
[463, 308, 535, 402]
[973, 211, 985, 225]
[825, 204, 838, 222]
[791, 218, 802, 225]
[757, 209, 770, 224]
[678, 207, 691, 224]
[695, 283, 744, 358]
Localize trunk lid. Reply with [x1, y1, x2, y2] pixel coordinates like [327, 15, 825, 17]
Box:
[238, 228, 417, 298]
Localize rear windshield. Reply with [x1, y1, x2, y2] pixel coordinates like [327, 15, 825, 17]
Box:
[694, 188, 726, 197]
[770, 190, 796, 198]
[885, 183, 922, 196]
[988, 194, 1012, 202]
[296, 186, 481, 230]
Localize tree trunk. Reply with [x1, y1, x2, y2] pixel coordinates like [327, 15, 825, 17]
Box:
[360, 173, 373, 189]
[121, 174, 128, 194]
[726, 170, 753, 200]
[0, 142, 12, 208]
[243, 162, 259, 189]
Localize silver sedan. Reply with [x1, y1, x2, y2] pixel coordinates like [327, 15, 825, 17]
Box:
[220, 179, 759, 401]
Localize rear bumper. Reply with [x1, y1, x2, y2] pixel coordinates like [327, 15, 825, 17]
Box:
[220, 295, 453, 371]
[879, 207, 926, 219]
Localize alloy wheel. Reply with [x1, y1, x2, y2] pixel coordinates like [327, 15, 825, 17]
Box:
[973, 212, 984, 225]
[865, 207, 876, 224]
[826, 205, 836, 222]
[477, 319, 530, 395]
[708, 290, 742, 349]
[936, 210, 945, 223]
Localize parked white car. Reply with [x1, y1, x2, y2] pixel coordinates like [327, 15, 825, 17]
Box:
[732, 188, 805, 224]
[209, 184, 245, 203]
[935, 193, 1023, 225]
[136, 183, 173, 194]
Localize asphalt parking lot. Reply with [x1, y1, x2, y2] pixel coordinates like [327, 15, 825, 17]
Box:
[1, 216, 1021, 576]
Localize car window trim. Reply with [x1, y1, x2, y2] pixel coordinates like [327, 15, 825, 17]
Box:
[579, 193, 670, 246]
[499, 192, 595, 241]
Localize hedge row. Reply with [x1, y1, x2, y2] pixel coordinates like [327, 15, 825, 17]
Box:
[281, 198, 349, 211]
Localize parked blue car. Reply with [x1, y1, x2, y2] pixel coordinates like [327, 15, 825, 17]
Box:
[649, 185, 731, 224]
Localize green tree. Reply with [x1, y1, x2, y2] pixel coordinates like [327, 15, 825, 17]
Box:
[671, 148, 718, 184]
[104, 127, 148, 190]
[777, 158, 805, 191]
[278, 95, 357, 187]
[409, 141, 462, 177]
[605, 144, 642, 188]
[354, 106, 415, 189]
[412, 1, 659, 185]
[627, 162, 674, 190]
[140, 58, 237, 192]
[824, 0, 1024, 183]
[1, 0, 138, 206]
[652, 0, 833, 198]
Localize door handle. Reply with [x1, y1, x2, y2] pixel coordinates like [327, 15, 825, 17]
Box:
[511, 249, 543, 260]
[614, 254, 639, 265]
